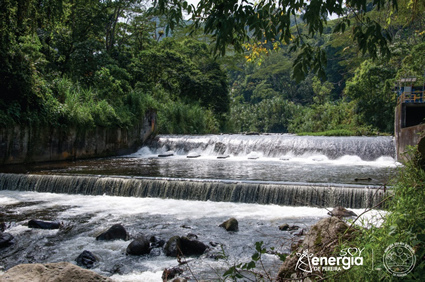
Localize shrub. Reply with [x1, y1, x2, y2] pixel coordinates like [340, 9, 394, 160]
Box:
[333, 147, 425, 280]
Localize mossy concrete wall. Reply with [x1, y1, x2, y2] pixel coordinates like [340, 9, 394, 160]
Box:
[0, 111, 156, 164]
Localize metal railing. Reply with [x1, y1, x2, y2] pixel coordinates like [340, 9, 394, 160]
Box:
[397, 91, 425, 104]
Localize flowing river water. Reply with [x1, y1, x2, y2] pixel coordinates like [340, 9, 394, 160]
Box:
[0, 134, 397, 281]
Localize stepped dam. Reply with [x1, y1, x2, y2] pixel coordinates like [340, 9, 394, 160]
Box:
[0, 173, 387, 208]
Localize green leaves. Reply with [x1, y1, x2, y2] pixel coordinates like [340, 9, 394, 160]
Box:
[293, 44, 327, 82]
[152, 0, 397, 81]
[352, 19, 391, 60]
[222, 241, 279, 281]
[333, 18, 351, 34]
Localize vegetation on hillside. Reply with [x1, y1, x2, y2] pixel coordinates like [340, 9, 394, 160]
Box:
[0, 0, 424, 135]
[0, 0, 227, 133]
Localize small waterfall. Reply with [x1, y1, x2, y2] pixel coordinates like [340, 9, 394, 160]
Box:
[146, 135, 395, 161]
[0, 173, 387, 208]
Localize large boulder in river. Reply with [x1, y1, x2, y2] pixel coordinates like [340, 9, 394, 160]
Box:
[96, 224, 127, 241]
[0, 262, 112, 282]
[0, 232, 14, 248]
[164, 236, 207, 257]
[219, 218, 238, 232]
[327, 206, 357, 218]
[126, 236, 150, 256]
[278, 224, 300, 231]
[28, 219, 60, 229]
[277, 216, 353, 280]
[76, 250, 97, 269]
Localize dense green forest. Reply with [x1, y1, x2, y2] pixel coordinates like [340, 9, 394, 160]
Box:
[0, 0, 228, 133]
[0, 0, 424, 135]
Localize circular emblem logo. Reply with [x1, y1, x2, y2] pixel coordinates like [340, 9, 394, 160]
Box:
[383, 242, 416, 277]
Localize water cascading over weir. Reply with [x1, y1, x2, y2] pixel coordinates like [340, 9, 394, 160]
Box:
[0, 134, 395, 209]
[148, 134, 395, 161]
[0, 173, 386, 209]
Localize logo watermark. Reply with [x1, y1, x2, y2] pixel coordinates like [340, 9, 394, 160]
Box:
[295, 247, 364, 272]
[383, 242, 416, 277]
[294, 242, 416, 276]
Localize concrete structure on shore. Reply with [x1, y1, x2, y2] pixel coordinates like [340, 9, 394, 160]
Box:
[394, 77, 425, 161]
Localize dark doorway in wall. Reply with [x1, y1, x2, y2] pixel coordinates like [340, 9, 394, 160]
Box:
[403, 104, 425, 128]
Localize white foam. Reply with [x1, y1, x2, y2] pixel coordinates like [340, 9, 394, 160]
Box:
[126, 146, 155, 158]
[126, 135, 396, 167]
[0, 196, 19, 205]
[0, 190, 386, 281]
[1, 190, 384, 229]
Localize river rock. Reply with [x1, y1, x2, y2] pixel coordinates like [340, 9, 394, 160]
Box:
[75, 250, 97, 269]
[158, 151, 174, 157]
[172, 278, 187, 282]
[277, 216, 353, 280]
[278, 224, 299, 231]
[28, 219, 60, 229]
[354, 177, 372, 181]
[126, 236, 150, 256]
[0, 232, 14, 248]
[217, 154, 230, 159]
[294, 229, 304, 236]
[162, 266, 183, 281]
[187, 152, 201, 158]
[0, 262, 112, 282]
[327, 206, 357, 218]
[289, 225, 300, 231]
[150, 235, 166, 248]
[164, 236, 207, 257]
[186, 233, 198, 240]
[219, 217, 238, 232]
[96, 224, 127, 241]
[278, 223, 289, 231]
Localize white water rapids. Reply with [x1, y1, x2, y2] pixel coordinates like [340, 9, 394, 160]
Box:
[0, 190, 385, 281]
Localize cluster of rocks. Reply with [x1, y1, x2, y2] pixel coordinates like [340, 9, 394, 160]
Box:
[0, 216, 242, 281]
[1, 206, 358, 281]
[1, 219, 62, 250]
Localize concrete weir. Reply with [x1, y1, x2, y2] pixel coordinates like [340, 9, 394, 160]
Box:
[0, 173, 387, 208]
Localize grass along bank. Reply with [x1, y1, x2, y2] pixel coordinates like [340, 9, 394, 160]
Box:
[329, 147, 425, 280]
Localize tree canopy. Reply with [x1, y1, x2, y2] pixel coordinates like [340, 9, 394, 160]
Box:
[151, 0, 398, 81]
[1, 0, 424, 135]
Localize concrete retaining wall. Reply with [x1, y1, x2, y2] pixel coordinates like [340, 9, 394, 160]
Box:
[0, 111, 156, 164]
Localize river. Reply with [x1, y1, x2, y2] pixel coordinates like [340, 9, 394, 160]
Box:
[0, 134, 397, 281]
